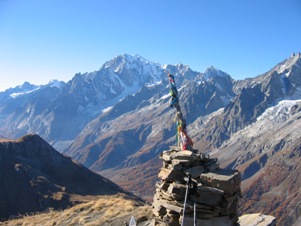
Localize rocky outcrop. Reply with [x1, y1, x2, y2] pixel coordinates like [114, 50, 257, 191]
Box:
[152, 147, 241, 226]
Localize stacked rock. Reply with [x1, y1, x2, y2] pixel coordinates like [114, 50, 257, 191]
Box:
[152, 146, 241, 226]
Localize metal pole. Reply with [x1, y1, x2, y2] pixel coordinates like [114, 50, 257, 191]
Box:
[194, 194, 197, 226]
[181, 182, 189, 226]
[181, 174, 191, 226]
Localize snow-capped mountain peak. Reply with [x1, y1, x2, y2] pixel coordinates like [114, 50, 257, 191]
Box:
[100, 54, 163, 88]
[102, 54, 160, 73]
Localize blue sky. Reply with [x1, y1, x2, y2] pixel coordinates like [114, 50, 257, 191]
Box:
[0, 0, 301, 91]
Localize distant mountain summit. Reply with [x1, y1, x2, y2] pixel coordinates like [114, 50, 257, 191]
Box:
[0, 134, 132, 220]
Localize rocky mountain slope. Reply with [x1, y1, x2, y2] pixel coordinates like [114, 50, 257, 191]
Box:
[212, 100, 301, 226]
[0, 134, 138, 220]
[199, 53, 301, 226]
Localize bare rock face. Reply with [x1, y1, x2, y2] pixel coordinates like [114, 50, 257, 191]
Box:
[152, 147, 241, 226]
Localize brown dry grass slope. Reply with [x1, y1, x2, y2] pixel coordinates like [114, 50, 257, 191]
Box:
[0, 194, 153, 226]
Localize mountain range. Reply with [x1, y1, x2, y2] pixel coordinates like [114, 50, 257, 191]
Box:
[0, 52, 301, 225]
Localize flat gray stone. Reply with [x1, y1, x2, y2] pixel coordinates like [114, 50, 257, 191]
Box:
[195, 186, 224, 206]
[199, 169, 241, 195]
[239, 213, 276, 226]
[167, 182, 186, 198]
[161, 201, 184, 214]
[158, 168, 186, 182]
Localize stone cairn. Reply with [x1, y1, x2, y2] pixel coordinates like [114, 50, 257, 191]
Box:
[152, 146, 241, 226]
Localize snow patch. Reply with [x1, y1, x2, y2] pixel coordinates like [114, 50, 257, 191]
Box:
[146, 81, 162, 88]
[178, 84, 188, 92]
[162, 64, 168, 70]
[279, 63, 287, 73]
[10, 88, 40, 98]
[257, 99, 301, 123]
[102, 106, 113, 113]
[159, 93, 170, 100]
[285, 71, 290, 77]
[197, 81, 205, 85]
